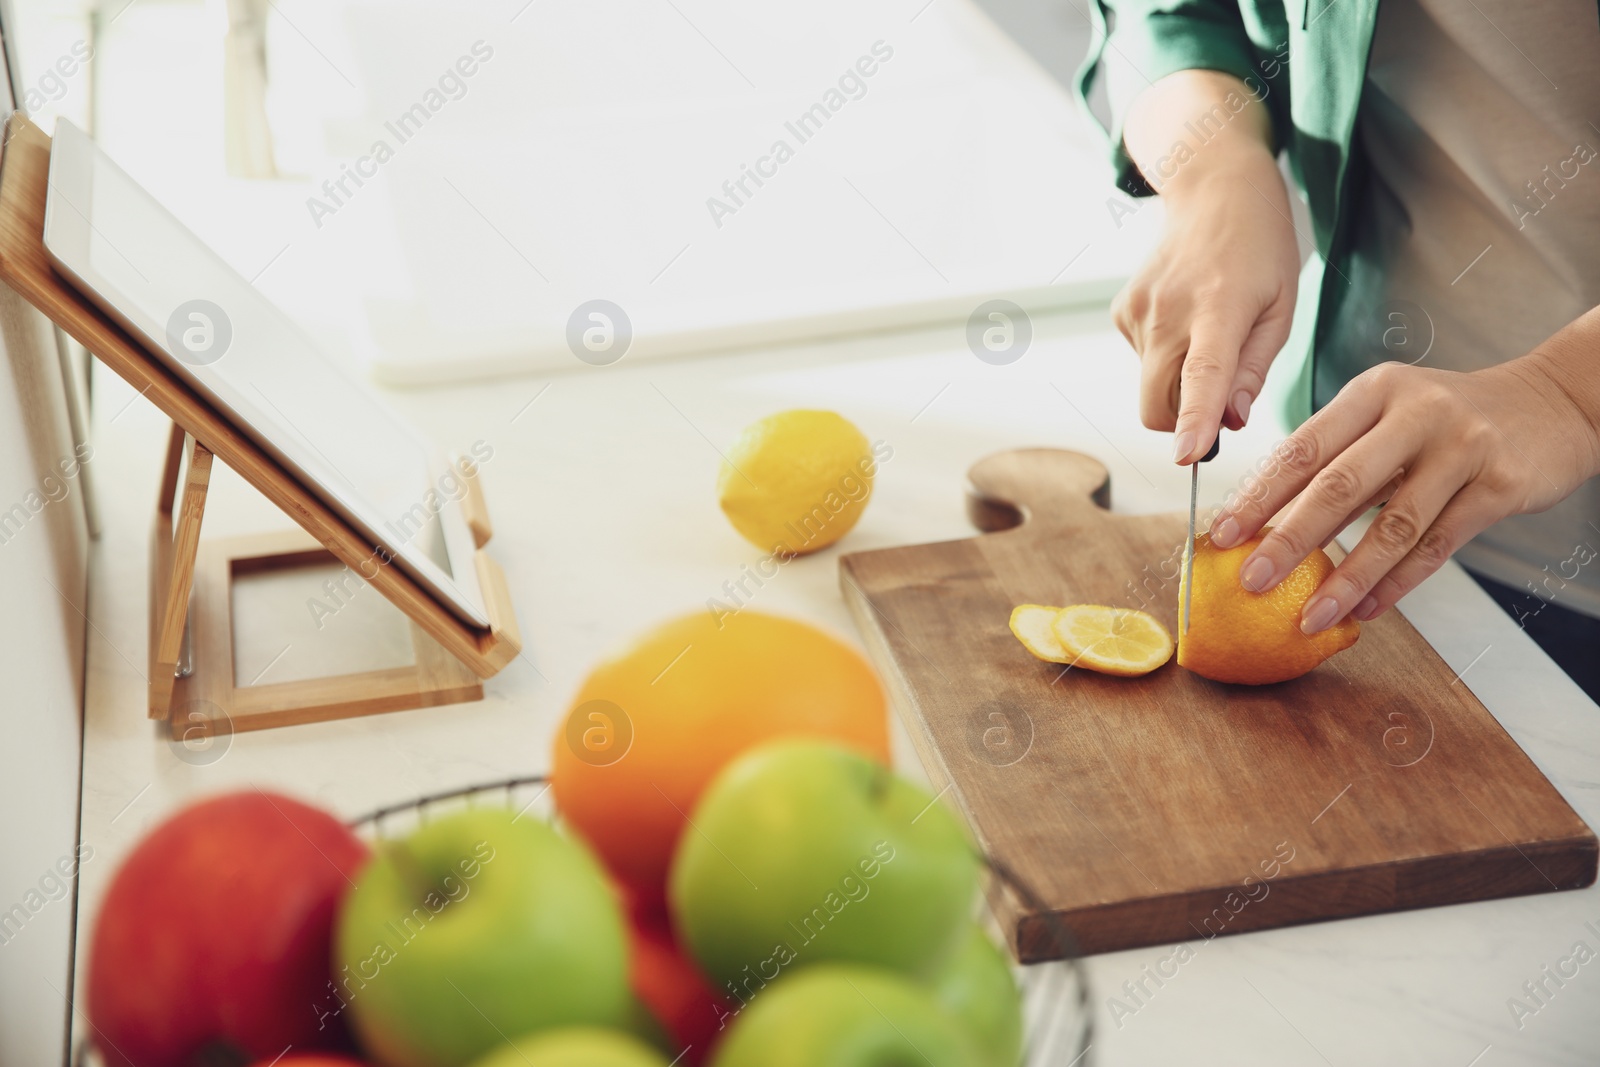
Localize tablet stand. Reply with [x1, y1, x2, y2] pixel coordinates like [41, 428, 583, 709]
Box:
[150, 426, 494, 734]
[0, 115, 521, 738]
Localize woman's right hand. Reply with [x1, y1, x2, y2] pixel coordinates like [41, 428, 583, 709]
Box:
[1112, 71, 1301, 464]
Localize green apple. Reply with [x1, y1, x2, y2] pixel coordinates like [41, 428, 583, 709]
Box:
[467, 1028, 670, 1067]
[711, 964, 980, 1067]
[925, 924, 1025, 1067]
[619, 993, 675, 1058]
[336, 809, 630, 1067]
[669, 740, 979, 993]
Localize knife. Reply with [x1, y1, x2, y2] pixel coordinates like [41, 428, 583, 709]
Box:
[1183, 435, 1222, 634]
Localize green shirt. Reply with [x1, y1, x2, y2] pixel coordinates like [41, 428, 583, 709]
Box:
[1076, 0, 1385, 428]
[1078, 0, 1600, 614]
[1077, 0, 1600, 411]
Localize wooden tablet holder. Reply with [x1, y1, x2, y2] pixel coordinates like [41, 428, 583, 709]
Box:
[0, 115, 521, 737]
[149, 427, 499, 734]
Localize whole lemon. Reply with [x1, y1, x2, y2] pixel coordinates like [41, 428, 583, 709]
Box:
[1178, 530, 1360, 685]
[549, 610, 890, 909]
[717, 410, 878, 556]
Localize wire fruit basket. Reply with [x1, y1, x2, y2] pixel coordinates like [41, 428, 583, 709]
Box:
[351, 776, 1095, 1067]
[76, 777, 1093, 1067]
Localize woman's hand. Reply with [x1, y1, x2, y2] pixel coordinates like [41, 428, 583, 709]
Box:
[1209, 356, 1600, 632]
[1114, 70, 1301, 463]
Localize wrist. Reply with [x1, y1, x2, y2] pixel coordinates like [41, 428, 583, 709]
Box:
[1122, 69, 1278, 204]
[1155, 139, 1283, 211]
[1496, 341, 1600, 489]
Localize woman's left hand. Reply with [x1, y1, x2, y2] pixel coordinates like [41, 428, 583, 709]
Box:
[1208, 356, 1600, 633]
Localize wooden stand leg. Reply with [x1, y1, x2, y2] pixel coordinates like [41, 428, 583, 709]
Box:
[151, 427, 486, 738]
[149, 426, 211, 718]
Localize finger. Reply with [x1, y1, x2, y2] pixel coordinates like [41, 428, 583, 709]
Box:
[1210, 384, 1388, 550]
[1349, 486, 1503, 620]
[1299, 461, 1464, 633]
[1173, 311, 1253, 463]
[1137, 330, 1188, 431]
[1322, 472, 1403, 549]
[1238, 424, 1420, 596]
[1222, 301, 1293, 431]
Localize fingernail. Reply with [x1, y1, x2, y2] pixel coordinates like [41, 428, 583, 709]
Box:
[1211, 514, 1240, 548]
[1232, 389, 1252, 425]
[1240, 555, 1276, 593]
[1300, 596, 1340, 634]
[1172, 431, 1195, 464]
[1353, 595, 1379, 621]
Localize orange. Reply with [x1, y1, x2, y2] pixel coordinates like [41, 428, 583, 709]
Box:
[550, 610, 889, 909]
[1177, 530, 1360, 685]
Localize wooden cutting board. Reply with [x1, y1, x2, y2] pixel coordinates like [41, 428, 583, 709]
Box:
[840, 449, 1597, 960]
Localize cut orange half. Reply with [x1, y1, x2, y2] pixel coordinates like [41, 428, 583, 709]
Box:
[1008, 604, 1072, 663]
[1051, 605, 1174, 677]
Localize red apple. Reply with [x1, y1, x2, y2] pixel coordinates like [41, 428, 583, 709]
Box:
[627, 898, 735, 1064]
[87, 790, 370, 1066]
[249, 1059, 371, 1067]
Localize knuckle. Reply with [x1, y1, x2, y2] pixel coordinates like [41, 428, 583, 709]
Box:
[1260, 310, 1295, 350]
[1144, 288, 1172, 322]
[1182, 349, 1227, 381]
[1478, 458, 1522, 499]
[1232, 365, 1267, 394]
[1113, 316, 1135, 348]
[1358, 361, 1404, 391]
[1409, 524, 1456, 573]
[1260, 525, 1309, 565]
[1310, 463, 1364, 513]
[1418, 376, 1456, 410]
[1110, 287, 1132, 326]
[1318, 567, 1365, 605]
[1460, 418, 1499, 455]
[1239, 472, 1273, 508]
[1272, 434, 1319, 478]
[1367, 573, 1407, 608]
[1368, 504, 1423, 554]
[1114, 282, 1153, 331]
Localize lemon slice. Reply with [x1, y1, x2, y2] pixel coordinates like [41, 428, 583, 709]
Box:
[1008, 604, 1071, 663]
[1051, 605, 1174, 677]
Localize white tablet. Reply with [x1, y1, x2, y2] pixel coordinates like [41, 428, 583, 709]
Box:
[42, 118, 490, 628]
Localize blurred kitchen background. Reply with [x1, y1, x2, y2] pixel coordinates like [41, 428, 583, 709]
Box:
[4, 0, 1149, 387]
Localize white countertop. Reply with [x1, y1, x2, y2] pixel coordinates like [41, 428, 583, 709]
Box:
[72, 302, 1600, 1066]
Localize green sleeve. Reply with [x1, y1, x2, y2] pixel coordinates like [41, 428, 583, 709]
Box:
[1076, 1, 1277, 197]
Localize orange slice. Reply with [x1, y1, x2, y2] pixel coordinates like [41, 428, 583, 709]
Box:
[1050, 605, 1174, 677]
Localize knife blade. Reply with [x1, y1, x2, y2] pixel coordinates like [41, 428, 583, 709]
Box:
[1183, 435, 1221, 634]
